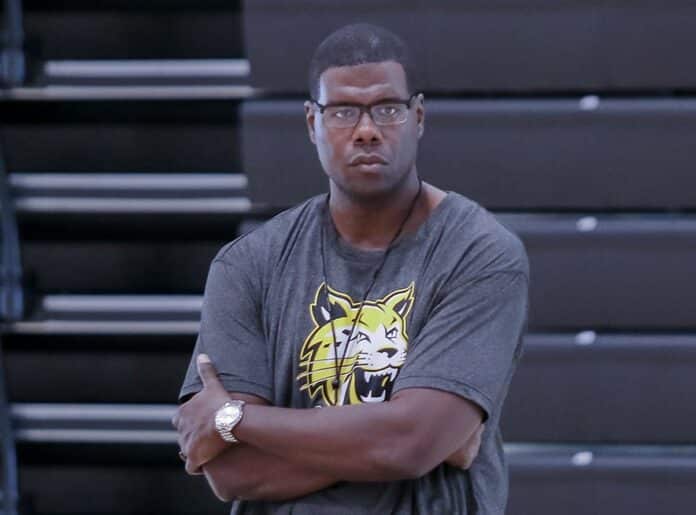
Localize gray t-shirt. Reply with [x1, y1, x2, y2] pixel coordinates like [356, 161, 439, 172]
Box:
[180, 191, 529, 515]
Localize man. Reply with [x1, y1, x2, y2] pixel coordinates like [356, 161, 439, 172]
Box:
[173, 23, 529, 514]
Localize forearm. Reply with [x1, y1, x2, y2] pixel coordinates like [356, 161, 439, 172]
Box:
[203, 443, 337, 502]
[176, 362, 483, 485]
[234, 390, 481, 482]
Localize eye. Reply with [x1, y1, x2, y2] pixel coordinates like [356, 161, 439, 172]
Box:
[329, 107, 358, 120]
[356, 331, 370, 343]
[374, 104, 400, 118]
[385, 327, 398, 341]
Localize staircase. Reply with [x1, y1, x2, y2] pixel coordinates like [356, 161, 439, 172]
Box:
[1, 1, 696, 514]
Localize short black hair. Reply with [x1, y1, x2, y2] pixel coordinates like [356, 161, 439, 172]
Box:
[308, 23, 416, 100]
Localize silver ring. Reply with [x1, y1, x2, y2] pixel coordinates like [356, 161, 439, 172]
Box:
[178, 450, 187, 462]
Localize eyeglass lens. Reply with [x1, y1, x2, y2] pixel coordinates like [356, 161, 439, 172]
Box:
[323, 103, 409, 128]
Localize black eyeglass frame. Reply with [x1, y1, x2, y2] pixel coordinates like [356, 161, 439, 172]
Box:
[309, 92, 420, 126]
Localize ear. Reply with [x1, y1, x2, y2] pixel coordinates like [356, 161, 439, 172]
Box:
[381, 283, 415, 319]
[310, 283, 354, 325]
[415, 93, 425, 139]
[304, 100, 317, 145]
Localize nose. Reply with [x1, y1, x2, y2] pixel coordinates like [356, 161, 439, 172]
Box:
[378, 348, 398, 358]
[352, 111, 382, 145]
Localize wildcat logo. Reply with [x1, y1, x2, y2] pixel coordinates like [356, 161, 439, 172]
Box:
[297, 282, 415, 406]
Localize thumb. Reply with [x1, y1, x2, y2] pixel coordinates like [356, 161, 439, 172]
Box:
[197, 353, 220, 388]
[473, 423, 485, 442]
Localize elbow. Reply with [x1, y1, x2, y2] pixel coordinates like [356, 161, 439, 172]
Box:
[218, 480, 298, 503]
[210, 481, 257, 504]
[397, 440, 439, 479]
[210, 483, 234, 503]
[359, 410, 443, 480]
[204, 467, 261, 503]
[204, 473, 238, 503]
[214, 481, 268, 504]
[367, 434, 436, 480]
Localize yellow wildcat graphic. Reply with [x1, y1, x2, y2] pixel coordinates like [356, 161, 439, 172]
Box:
[297, 282, 415, 406]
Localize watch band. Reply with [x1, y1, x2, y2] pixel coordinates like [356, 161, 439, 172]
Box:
[214, 400, 245, 443]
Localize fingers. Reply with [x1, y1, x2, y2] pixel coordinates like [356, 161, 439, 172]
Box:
[174, 355, 226, 476]
[185, 456, 204, 476]
[178, 431, 206, 476]
[468, 423, 484, 450]
[445, 422, 487, 470]
[459, 422, 484, 445]
[463, 424, 485, 468]
[196, 353, 220, 388]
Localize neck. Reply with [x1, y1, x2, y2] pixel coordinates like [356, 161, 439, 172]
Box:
[328, 172, 423, 251]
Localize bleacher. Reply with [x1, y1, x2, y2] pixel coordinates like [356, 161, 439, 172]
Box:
[1, 1, 696, 514]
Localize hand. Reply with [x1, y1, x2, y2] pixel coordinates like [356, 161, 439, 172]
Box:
[172, 354, 232, 475]
[445, 423, 485, 470]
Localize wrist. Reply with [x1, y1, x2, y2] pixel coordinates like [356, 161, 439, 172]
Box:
[214, 400, 246, 443]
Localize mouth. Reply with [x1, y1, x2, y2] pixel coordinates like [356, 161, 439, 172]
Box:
[354, 367, 398, 403]
[349, 154, 388, 168]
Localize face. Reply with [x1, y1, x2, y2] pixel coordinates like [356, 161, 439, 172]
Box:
[305, 61, 425, 200]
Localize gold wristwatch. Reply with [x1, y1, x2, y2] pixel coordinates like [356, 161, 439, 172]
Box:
[214, 400, 245, 443]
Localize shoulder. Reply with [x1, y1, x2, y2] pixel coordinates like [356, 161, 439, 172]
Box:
[214, 194, 324, 267]
[439, 192, 529, 279]
[201, 195, 324, 295]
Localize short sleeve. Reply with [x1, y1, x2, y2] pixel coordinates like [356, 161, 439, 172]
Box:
[392, 271, 529, 422]
[178, 251, 272, 403]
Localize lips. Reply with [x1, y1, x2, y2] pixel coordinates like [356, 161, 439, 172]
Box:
[349, 154, 388, 166]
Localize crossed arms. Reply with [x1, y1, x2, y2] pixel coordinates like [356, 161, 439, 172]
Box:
[172, 355, 485, 503]
[172, 262, 529, 503]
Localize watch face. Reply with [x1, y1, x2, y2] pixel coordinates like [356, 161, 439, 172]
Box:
[220, 406, 240, 427]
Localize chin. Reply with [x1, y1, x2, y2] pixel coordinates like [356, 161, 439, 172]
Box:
[327, 163, 414, 199]
[335, 175, 396, 200]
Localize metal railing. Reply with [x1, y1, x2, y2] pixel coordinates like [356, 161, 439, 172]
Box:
[0, 350, 17, 515]
[0, 153, 22, 323]
[0, 151, 21, 515]
[1, 0, 25, 87]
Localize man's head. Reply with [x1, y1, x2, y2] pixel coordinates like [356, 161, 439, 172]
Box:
[304, 23, 425, 201]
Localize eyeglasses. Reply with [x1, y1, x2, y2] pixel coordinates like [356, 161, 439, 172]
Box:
[311, 93, 419, 129]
